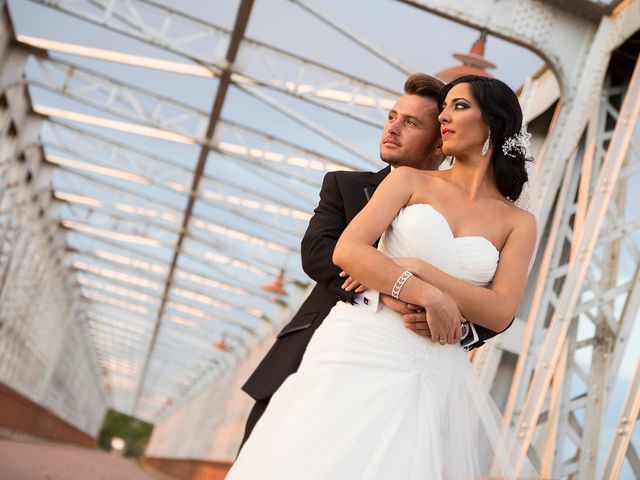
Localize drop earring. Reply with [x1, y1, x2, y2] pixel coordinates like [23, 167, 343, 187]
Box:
[481, 131, 491, 156]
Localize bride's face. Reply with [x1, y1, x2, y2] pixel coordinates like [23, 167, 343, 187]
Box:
[438, 83, 489, 158]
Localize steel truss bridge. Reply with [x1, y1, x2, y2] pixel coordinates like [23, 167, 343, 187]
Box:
[0, 0, 639, 478]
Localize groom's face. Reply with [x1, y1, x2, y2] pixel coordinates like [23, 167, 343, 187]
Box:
[380, 94, 442, 171]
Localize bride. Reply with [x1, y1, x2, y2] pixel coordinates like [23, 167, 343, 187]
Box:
[227, 75, 538, 479]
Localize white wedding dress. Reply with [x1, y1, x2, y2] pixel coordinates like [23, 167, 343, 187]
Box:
[227, 204, 537, 479]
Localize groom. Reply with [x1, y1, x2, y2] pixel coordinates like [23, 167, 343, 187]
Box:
[240, 74, 498, 447]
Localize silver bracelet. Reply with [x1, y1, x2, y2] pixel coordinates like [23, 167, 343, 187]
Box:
[391, 271, 413, 300]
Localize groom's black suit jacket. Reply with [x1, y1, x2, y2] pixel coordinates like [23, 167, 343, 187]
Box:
[242, 167, 390, 403]
[241, 166, 499, 428]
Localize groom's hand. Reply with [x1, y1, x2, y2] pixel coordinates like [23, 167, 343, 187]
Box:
[380, 293, 414, 314]
[339, 271, 366, 293]
[381, 295, 431, 337]
[403, 310, 431, 337]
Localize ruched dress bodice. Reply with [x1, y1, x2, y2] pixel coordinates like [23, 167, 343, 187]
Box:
[298, 203, 500, 376]
[378, 203, 498, 286]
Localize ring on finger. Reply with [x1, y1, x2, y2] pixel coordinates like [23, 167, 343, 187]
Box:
[438, 337, 446, 345]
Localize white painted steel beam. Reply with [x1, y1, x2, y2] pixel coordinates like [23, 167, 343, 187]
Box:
[601, 357, 640, 479]
[23, 0, 397, 128]
[511, 53, 640, 474]
[24, 54, 359, 174]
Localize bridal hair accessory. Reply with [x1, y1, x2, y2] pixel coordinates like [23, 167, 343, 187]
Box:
[391, 270, 413, 300]
[502, 125, 531, 157]
[481, 130, 491, 156]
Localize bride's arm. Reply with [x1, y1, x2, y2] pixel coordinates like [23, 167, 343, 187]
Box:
[333, 167, 461, 341]
[396, 211, 537, 332]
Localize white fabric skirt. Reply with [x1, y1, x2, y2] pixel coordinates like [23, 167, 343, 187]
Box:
[227, 302, 538, 479]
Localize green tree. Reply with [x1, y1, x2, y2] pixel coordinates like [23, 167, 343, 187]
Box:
[97, 410, 154, 459]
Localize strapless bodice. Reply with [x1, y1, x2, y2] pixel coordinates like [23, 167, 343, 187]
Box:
[378, 203, 499, 286]
[299, 202, 501, 382]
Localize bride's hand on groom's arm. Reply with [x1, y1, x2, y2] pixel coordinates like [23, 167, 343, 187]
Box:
[388, 258, 462, 344]
[424, 289, 463, 345]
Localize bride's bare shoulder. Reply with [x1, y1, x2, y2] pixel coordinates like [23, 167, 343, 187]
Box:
[389, 169, 451, 203]
[383, 169, 451, 205]
[385, 166, 431, 184]
[390, 166, 442, 184]
[502, 201, 537, 238]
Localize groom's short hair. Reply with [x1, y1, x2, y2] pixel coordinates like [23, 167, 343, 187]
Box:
[404, 74, 444, 123]
[404, 74, 444, 101]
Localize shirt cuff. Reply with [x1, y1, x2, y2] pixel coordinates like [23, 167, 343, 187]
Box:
[352, 290, 381, 312]
[460, 320, 480, 350]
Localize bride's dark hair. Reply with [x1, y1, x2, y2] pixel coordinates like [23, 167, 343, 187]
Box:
[437, 75, 530, 202]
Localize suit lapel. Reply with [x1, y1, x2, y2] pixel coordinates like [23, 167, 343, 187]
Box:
[363, 166, 391, 203]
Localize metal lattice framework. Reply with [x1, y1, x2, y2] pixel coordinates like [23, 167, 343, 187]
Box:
[1, 0, 640, 477]
[0, 0, 412, 427]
